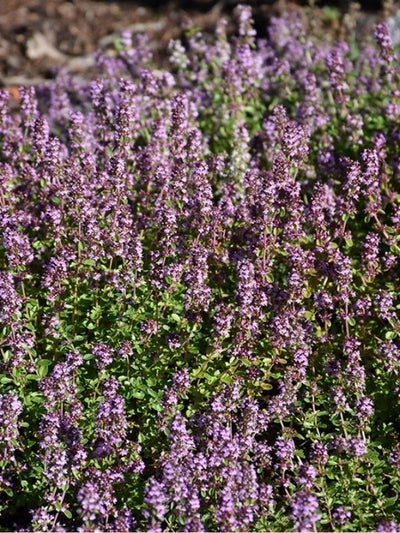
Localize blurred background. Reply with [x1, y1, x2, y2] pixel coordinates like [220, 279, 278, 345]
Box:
[0, 0, 394, 98]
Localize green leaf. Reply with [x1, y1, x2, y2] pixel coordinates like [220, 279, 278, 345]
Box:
[37, 359, 52, 378]
[0, 376, 14, 384]
[384, 496, 398, 508]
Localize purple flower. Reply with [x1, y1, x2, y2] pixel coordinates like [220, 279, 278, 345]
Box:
[184, 243, 211, 314]
[290, 490, 320, 532]
[296, 463, 316, 489]
[77, 479, 107, 523]
[94, 378, 127, 453]
[355, 395, 373, 422]
[91, 342, 113, 370]
[19, 85, 38, 127]
[331, 386, 349, 413]
[376, 520, 399, 532]
[31, 507, 60, 532]
[378, 341, 400, 372]
[172, 368, 190, 395]
[2, 227, 33, 269]
[212, 303, 234, 341]
[0, 392, 23, 462]
[236, 4, 256, 41]
[375, 22, 396, 76]
[236, 259, 257, 317]
[332, 506, 351, 525]
[361, 232, 380, 279]
[282, 120, 309, 161]
[326, 45, 349, 103]
[77, 467, 121, 528]
[274, 436, 295, 469]
[389, 444, 400, 470]
[143, 478, 166, 521]
[0, 272, 22, 325]
[310, 441, 328, 466]
[112, 506, 134, 532]
[375, 290, 396, 322]
[348, 436, 368, 457]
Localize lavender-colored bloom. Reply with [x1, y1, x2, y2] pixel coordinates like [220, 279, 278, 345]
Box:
[274, 436, 295, 469]
[32, 115, 50, 158]
[343, 336, 366, 394]
[383, 252, 397, 271]
[378, 341, 400, 372]
[172, 368, 190, 395]
[143, 478, 166, 521]
[296, 463, 316, 489]
[282, 120, 309, 161]
[0, 392, 23, 461]
[348, 436, 368, 457]
[258, 483, 274, 511]
[39, 361, 75, 406]
[189, 160, 213, 234]
[158, 370, 190, 428]
[31, 507, 61, 532]
[77, 467, 122, 529]
[326, 45, 349, 104]
[0, 272, 22, 325]
[361, 232, 380, 279]
[355, 393, 372, 416]
[117, 340, 132, 360]
[215, 485, 238, 532]
[42, 256, 68, 302]
[329, 435, 348, 455]
[169, 39, 190, 71]
[331, 386, 349, 413]
[184, 243, 211, 314]
[111, 506, 134, 532]
[292, 346, 310, 382]
[361, 149, 382, 216]
[375, 23, 396, 76]
[212, 303, 234, 340]
[362, 148, 380, 181]
[389, 444, 400, 471]
[375, 290, 396, 322]
[2, 227, 33, 269]
[94, 378, 127, 454]
[236, 259, 257, 317]
[236, 4, 256, 42]
[19, 85, 38, 127]
[332, 506, 351, 525]
[334, 252, 353, 302]
[310, 441, 328, 466]
[140, 319, 158, 337]
[290, 490, 320, 532]
[77, 479, 108, 523]
[353, 295, 372, 317]
[376, 520, 399, 532]
[91, 342, 113, 370]
[66, 350, 83, 370]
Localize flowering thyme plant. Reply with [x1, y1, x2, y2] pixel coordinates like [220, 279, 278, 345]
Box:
[1, 4, 400, 532]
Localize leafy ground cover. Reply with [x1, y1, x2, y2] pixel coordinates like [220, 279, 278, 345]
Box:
[1, 4, 400, 531]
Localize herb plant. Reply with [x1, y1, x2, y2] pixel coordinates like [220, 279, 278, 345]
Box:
[1, 5, 400, 532]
